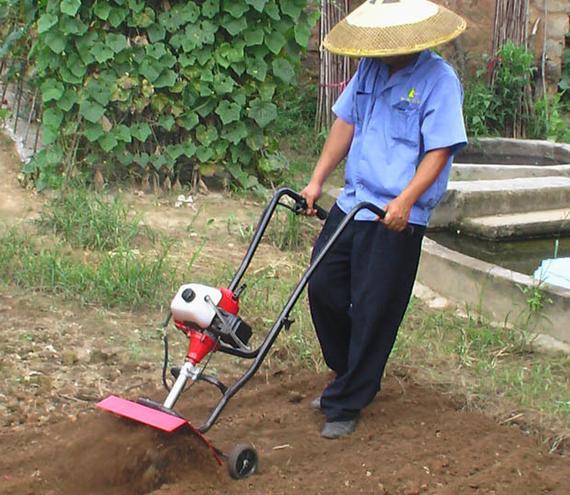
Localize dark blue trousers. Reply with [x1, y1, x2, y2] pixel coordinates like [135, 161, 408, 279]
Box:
[308, 204, 425, 422]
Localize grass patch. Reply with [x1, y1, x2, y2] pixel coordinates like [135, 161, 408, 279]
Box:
[37, 188, 150, 251]
[224, 204, 319, 253]
[0, 229, 178, 308]
[265, 209, 319, 252]
[1, 189, 177, 308]
[394, 301, 570, 440]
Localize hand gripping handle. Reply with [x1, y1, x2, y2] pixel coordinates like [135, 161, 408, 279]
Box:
[290, 193, 328, 220]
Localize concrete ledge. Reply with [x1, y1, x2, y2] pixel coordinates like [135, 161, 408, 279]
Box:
[457, 137, 570, 165]
[451, 163, 570, 181]
[459, 208, 570, 240]
[418, 238, 570, 345]
[431, 176, 570, 228]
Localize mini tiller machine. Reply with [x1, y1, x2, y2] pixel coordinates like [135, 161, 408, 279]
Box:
[97, 187, 397, 479]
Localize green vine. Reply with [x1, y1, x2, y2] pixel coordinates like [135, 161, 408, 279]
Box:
[0, 1, 38, 84]
[24, 0, 318, 190]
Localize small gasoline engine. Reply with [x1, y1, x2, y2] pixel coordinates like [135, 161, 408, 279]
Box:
[163, 283, 252, 409]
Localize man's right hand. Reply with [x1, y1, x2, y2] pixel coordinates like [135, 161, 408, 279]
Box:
[300, 181, 323, 216]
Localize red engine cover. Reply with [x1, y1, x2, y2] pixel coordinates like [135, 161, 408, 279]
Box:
[182, 287, 239, 365]
[218, 287, 239, 315]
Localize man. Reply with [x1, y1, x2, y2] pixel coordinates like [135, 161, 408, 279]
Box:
[301, 0, 468, 439]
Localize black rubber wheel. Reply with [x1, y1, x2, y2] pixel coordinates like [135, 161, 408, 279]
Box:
[227, 443, 258, 480]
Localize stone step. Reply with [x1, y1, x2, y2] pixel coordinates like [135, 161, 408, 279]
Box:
[431, 177, 570, 228]
[451, 163, 570, 182]
[458, 208, 570, 240]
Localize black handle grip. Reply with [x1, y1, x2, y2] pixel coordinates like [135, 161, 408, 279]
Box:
[314, 203, 328, 220]
[290, 194, 328, 220]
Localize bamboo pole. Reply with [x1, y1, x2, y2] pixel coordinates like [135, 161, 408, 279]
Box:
[491, 0, 531, 138]
[316, 0, 350, 132]
[492, 0, 528, 55]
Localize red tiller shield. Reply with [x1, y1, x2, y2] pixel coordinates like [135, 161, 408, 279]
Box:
[97, 395, 224, 465]
[96, 396, 187, 432]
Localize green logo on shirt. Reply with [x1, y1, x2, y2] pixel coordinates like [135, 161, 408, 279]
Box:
[401, 87, 420, 105]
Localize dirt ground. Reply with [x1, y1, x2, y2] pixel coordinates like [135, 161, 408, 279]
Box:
[0, 134, 37, 225]
[1, 324, 569, 495]
[1, 136, 569, 494]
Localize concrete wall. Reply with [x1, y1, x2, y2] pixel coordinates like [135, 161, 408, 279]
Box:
[529, 0, 570, 84]
[312, 1, 569, 88]
[441, 0, 569, 86]
[418, 238, 570, 345]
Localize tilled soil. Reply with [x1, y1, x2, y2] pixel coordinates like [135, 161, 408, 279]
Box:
[1, 369, 568, 495]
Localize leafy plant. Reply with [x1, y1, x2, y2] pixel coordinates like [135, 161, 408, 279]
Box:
[521, 283, 552, 316]
[489, 41, 535, 138]
[0, 0, 38, 61]
[22, 0, 319, 190]
[273, 81, 322, 155]
[462, 78, 494, 137]
[462, 41, 570, 142]
[266, 208, 317, 251]
[528, 92, 570, 143]
[0, 108, 10, 126]
[517, 281, 553, 334]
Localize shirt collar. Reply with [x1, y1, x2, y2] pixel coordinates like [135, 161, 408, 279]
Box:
[380, 50, 429, 93]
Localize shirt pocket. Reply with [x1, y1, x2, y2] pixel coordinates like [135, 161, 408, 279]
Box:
[390, 100, 420, 146]
[355, 90, 372, 127]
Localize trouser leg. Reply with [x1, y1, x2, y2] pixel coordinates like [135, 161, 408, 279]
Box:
[321, 222, 425, 421]
[308, 205, 353, 377]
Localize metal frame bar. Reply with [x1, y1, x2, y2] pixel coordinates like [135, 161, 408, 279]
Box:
[198, 189, 389, 432]
[218, 187, 327, 359]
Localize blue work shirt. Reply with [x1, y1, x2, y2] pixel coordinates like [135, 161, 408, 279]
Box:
[333, 50, 468, 224]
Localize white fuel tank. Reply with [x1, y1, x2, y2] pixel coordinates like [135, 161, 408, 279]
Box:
[170, 283, 222, 329]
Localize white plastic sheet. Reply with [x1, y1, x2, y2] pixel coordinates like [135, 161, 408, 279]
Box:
[533, 258, 570, 290]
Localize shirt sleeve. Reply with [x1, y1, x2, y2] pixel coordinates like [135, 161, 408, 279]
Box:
[331, 70, 359, 125]
[421, 74, 468, 155]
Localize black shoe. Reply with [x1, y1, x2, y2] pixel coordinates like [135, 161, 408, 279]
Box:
[320, 417, 359, 439]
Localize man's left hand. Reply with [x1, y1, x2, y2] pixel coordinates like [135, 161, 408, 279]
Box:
[382, 196, 412, 232]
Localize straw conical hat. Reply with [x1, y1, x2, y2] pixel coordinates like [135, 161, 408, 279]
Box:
[323, 0, 467, 57]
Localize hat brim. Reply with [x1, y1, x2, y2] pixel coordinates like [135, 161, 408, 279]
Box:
[323, 5, 467, 57]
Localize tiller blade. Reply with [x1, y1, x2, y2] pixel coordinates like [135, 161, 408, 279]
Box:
[97, 395, 187, 432]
